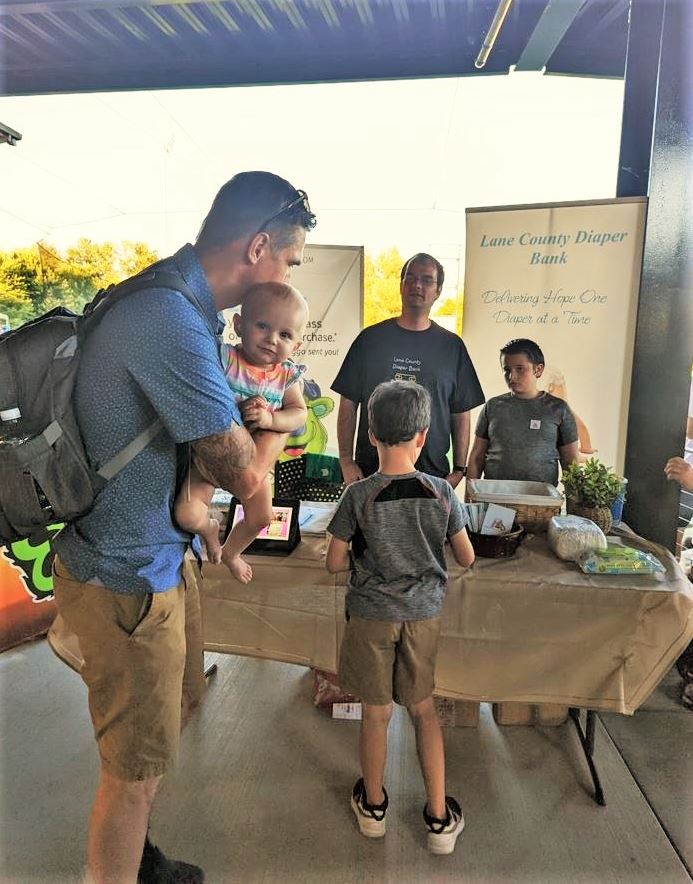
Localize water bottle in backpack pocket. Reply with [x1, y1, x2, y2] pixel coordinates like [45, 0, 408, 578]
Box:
[0, 407, 53, 518]
[0, 408, 49, 539]
[0, 399, 100, 543]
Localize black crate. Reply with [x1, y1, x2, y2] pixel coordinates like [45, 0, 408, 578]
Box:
[275, 456, 344, 503]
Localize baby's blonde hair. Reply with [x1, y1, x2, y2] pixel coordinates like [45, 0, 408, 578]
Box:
[242, 282, 308, 328]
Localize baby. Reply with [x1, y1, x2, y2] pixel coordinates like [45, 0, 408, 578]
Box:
[175, 282, 309, 582]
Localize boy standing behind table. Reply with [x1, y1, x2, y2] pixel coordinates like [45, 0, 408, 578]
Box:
[467, 338, 579, 484]
[326, 380, 474, 855]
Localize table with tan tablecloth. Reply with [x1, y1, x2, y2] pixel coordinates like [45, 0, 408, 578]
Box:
[202, 529, 693, 715]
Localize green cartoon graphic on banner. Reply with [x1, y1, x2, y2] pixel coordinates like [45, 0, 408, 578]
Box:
[281, 378, 335, 460]
[3, 524, 63, 601]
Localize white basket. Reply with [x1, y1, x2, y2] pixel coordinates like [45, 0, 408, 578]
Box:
[466, 479, 563, 532]
[466, 479, 563, 506]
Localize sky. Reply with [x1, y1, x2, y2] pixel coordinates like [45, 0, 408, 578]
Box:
[0, 71, 625, 297]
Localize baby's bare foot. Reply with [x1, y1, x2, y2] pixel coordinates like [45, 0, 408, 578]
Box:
[222, 550, 253, 583]
[203, 518, 222, 565]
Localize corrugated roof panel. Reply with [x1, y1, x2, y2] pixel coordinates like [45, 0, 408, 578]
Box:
[0, 0, 629, 96]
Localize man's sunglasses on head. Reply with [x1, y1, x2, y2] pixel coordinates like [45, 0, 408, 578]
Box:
[258, 190, 311, 232]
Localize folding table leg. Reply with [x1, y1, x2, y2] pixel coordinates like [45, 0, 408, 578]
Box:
[569, 708, 606, 806]
[204, 655, 218, 679]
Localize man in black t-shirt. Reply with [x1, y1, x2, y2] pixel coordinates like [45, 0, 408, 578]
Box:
[332, 253, 484, 485]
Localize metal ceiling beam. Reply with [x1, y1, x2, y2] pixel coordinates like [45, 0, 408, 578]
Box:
[0, 121, 22, 145]
[515, 0, 587, 71]
[474, 0, 515, 69]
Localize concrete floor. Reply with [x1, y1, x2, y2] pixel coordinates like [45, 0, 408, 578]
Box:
[601, 667, 693, 876]
[1, 640, 692, 884]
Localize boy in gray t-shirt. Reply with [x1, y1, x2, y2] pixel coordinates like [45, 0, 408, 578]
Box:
[326, 380, 474, 855]
[467, 338, 579, 485]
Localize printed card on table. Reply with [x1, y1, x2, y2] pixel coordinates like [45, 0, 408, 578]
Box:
[480, 503, 516, 536]
[465, 502, 487, 533]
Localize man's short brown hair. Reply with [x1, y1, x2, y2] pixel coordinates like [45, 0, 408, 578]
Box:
[400, 253, 445, 291]
[196, 171, 316, 253]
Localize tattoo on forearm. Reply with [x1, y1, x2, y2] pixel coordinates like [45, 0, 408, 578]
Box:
[192, 427, 254, 489]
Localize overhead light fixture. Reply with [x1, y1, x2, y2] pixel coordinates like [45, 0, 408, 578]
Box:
[475, 0, 515, 69]
[0, 121, 22, 146]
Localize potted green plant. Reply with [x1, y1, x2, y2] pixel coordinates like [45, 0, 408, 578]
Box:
[561, 457, 626, 533]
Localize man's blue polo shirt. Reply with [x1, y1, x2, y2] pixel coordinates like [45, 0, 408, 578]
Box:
[55, 244, 240, 594]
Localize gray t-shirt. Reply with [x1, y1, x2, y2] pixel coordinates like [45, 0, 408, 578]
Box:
[327, 471, 468, 621]
[475, 392, 578, 486]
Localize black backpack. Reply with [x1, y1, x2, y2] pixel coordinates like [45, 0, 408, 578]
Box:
[0, 267, 213, 544]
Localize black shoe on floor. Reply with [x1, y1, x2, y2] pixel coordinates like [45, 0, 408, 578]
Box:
[138, 837, 205, 883]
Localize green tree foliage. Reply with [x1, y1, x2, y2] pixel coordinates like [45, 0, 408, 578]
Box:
[0, 276, 34, 327]
[0, 240, 159, 329]
[2, 239, 464, 335]
[120, 241, 159, 278]
[436, 296, 457, 315]
[364, 247, 404, 327]
[435, 293, 464, 334]
[60, 239, 118, 306]
[0, 248, 48, 321]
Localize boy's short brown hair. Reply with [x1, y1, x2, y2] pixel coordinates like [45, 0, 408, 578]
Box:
[367, 380, 431, 445]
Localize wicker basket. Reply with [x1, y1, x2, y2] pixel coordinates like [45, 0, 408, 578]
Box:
[565, 500, 613, 533]
[274, 455, 345, 503]
[507, 501, 561, 532]
[466, 479, 562, 532]
[469, 524, 525, 558]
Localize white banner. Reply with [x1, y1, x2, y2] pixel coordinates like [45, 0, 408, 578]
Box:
[463, 198, 647, 473]
[223, 244, 363, 458]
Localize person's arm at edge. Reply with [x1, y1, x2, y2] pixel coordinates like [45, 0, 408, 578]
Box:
[449, 528, 475, 567]
[466, 436, 488, 481]
[665, 456, 693, 492]
[557, 403, 580, 471]
[446, 410, 471, 488]
[326, 535, 351, 573]
[192, 424, 288, 500]
[559, 441, 579, 470]
[337, 396, 364, 484]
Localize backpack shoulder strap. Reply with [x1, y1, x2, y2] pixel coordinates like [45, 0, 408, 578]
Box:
[81, 267, 218, 338]
[81, 267, 219, 481]
[96, 418, 164, 481]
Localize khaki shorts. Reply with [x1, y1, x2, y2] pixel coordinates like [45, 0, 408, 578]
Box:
[52, 556, 206, 781]
[338, 616, 441, 707]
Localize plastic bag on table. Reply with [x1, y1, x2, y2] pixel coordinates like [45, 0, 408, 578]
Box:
[577, 544, 665, 575]
[548, 515, 607, 562]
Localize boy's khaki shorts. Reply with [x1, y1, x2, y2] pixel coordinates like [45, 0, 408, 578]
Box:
[338, 615, 441, 707]
[52, 556, 206, 782]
